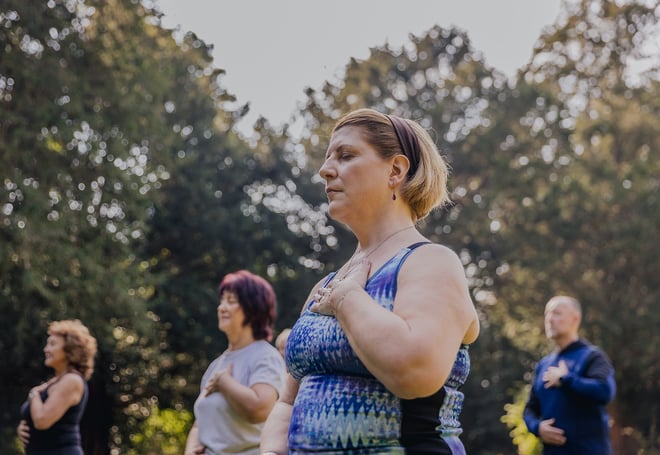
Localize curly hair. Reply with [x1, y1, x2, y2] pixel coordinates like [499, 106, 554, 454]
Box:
[48, 319, 98, 380]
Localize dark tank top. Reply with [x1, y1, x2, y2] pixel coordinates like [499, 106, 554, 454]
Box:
[20, 374, 88, 455]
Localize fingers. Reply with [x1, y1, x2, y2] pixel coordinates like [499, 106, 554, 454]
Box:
[316, 284, 334, 301]
[539, 418, 567, 446]
[311, 259, 371, 316]
[17, 420, 30, 446]
[204, 368, 229, 396]
[547, 430, 567, 445]
[204, 375, 218, 396]
[542, 365, 563, 388]
[311, 286, 333, 315]
[311, 282, 343, 316]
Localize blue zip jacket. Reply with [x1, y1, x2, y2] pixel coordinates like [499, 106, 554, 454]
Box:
[523, 339, 616, 455]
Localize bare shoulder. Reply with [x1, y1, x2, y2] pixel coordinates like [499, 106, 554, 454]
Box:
[405, 242, 465, 275]
[399, 242, 479, 334]
[56, 372, 85, 392]
[395, 243, 471, 298]
[52, 373, 85, 406]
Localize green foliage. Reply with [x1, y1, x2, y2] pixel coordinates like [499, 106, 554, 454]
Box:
[0, 427, 22, 455]
[284, 2, 659, 453]
[0, 0, 237, 452]
[2, 0, 658, 454]
[501, 385, 542, 455]
[127, 405, 193, 455]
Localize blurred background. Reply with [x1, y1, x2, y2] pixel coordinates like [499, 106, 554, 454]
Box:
[1, 0, 658, 453]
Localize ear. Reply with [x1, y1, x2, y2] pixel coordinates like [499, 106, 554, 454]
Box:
[389, 154, 411, 185]
[573, 311, 582, 326]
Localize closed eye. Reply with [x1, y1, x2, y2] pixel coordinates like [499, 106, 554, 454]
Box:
[326, 145, 356, 161]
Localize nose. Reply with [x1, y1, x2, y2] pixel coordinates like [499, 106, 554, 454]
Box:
[319, 158, 336, 181]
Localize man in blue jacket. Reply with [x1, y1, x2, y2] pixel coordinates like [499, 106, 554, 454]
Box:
[523, 295, 616, 455]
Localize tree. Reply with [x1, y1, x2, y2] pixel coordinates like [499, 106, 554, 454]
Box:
[3, 0, 656, 453]
[499, 0, 659, 452]
[283, 2, 659, 452]
[0, 0, 238, 452]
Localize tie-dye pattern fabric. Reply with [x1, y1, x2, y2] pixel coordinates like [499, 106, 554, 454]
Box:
[285, 243, 471, 454]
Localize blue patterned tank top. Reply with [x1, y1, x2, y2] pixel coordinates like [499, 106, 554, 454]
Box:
[286, 242, 471, 454]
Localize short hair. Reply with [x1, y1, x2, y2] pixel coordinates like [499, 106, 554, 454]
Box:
[547, 295, 582, 317]
[48, 319, 98, 380]
[218, 270, 277, 341]
[332, 108, 450, 221]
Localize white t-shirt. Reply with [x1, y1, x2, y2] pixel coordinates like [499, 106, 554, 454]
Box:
[194, 340, 286, 455]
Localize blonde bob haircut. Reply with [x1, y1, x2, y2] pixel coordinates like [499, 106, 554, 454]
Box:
[332, 108, 450, 221]
[48, 319, 98, 380]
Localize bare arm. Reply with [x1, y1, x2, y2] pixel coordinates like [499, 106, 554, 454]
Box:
[29, 373, 84, 430]
[260, 374, 299, 454]
[313, 244, 479, 399]
[184, 420, 206, 455]
[260, 278, 320, 453]
[203, 358, 281, 424]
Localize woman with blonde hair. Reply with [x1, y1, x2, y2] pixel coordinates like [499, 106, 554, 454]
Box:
[18, 319, 97, 454]
[261, 108, 480, 454]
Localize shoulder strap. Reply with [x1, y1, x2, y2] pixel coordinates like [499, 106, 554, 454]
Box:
[393, 241, 433, 277]
[303, 272, 336, 311]
[407, 241, 433, 251]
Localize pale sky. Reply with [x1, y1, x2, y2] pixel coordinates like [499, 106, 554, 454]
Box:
[156, 0, 563, 135]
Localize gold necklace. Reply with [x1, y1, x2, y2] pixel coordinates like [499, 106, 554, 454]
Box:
[340, 225, 416, 278]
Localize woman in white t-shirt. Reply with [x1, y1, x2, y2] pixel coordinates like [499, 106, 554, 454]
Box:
[185, 270, 286, 455]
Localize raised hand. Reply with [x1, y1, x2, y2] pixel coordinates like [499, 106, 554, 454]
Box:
[311, 259, 370, 317]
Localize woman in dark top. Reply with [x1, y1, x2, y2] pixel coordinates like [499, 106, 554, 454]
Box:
[18, 319, 97, 454]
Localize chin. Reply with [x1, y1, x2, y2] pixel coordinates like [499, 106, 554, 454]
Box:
[218, 321, 230, 332]
[327, 205, 348, 224]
